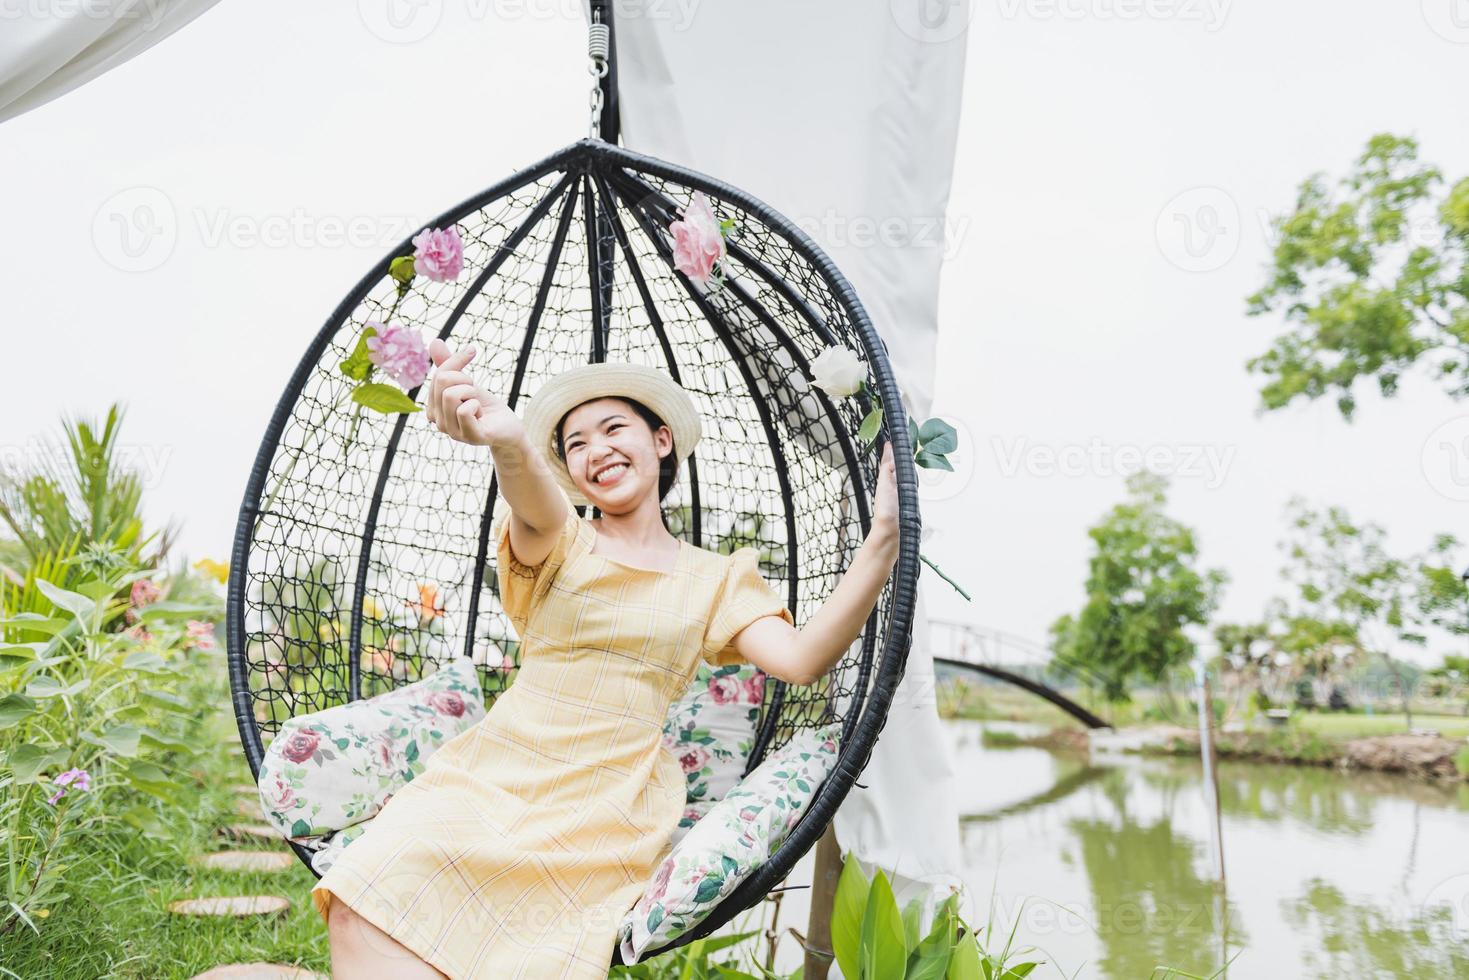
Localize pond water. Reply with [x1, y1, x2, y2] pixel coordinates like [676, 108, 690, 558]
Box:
[942, 719, 1469, 978]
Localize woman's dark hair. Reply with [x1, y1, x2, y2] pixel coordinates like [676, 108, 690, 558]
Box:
[553, 395, 679, 504]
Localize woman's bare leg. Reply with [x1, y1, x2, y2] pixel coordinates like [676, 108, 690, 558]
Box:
[325, 894, 450, 979]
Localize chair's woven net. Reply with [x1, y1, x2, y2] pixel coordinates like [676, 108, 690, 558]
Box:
[234, 142, 896, 772]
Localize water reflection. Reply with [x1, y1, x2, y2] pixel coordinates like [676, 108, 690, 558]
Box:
[948, 719, 1469, 978]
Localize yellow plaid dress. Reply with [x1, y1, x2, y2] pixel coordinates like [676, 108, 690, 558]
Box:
[311, 497, 793, 979]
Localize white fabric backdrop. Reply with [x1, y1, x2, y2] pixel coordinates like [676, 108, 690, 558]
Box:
[594, 0, 970, 933]
[0, 1, 224, 126]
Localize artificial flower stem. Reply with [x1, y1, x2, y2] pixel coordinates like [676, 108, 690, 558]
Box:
[919, 552, 972, 602]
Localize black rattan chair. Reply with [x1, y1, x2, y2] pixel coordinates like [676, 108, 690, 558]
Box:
[226, 3, 920, 962]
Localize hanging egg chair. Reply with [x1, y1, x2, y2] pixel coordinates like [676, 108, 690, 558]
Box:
[226, 0, 920, 962]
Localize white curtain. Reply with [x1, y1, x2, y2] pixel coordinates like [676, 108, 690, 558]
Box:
[0, 1, 224, 126]
[596, 0, 970, 934]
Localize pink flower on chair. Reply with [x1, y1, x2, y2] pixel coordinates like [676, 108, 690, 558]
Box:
[412, 225, 465, 282]
[707, 674, 741, 705]
[669, 191, 727, 286]
[365, 321, 431, 389]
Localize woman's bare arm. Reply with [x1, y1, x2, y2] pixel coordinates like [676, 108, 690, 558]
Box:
[730, 443, 901, 685]
[424, 340, 569, 566]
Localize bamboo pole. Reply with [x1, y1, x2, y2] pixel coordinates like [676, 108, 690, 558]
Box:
[803, 822, 842, 978]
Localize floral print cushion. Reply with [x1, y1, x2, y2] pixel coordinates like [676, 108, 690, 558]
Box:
[662, 663, 765, 846]
[619, 723, 842, 963]
[255, 657, 485, 848]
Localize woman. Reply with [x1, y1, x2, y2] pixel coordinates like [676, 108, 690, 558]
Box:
[315, 338, 899, 979]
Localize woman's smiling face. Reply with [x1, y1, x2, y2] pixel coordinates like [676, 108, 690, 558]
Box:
[558, 397, 672, 508]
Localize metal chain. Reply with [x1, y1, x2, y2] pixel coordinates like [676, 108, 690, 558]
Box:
[587, 13, 610, 140]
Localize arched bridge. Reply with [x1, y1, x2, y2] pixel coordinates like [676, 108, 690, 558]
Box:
[929, 620, 1111, 730]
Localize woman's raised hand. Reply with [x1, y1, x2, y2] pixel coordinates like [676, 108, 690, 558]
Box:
[424, 339, 524, 449]
[871, 441, 898, 534]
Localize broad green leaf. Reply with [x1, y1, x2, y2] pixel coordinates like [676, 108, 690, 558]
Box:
[908, 893, 959, 980]
[26, 676, 89, 699]
[83, 724, 142, 758]
[946, 929, 983, 980]
[1000, 964, 1038, 979]
[858, 408, 884, 444]
[139, 728, 193, 753]
[8, 744, 68, 783]
[34, 579, 96, 621]
[351, 382, 422, 415]
[0, 614, 71, 636]
[916, 417, 958, 455]
[340, 325, 379, 382]
[122, 649, 170, 673]
[0, 692, 36, 727]
[0, 642, 46, 660]
[122, 761, 178, 803]
[907, 417, 920, 451]
[860, 869, 906, 980]
[137, 600, 216, 623]
[915, 450, 954, 472]
[120, 803, 167, 838]
[901, 896, 923, 954]
[831, 854, 871, 980]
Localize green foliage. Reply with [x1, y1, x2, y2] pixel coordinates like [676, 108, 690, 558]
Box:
[830, 853, 1040, 980]
[1049, 473, 1227, 702]
[607, 929, 762, 978]
[0, 403, 170, 576]
[1246, 132, 1469, 419]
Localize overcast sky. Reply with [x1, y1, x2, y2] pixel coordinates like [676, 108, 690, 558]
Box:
[3, 1, 1467, 666]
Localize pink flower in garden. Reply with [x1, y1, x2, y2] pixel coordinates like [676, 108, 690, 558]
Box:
[185, 620, 216, 651]
[707, 674, 741, 705]
[669, 191, 726, 285]
[742, 673, 765, 705]
[677, 746, 710, 774]
[365, 320, 431, 389]
[411, 225, 465, 283]
[46, 768, 92, 805]
[124, 623, 153, 643]
[426, 690, 466, 718]
[279, 727, 323, 764]
[126, 578, 162, 624]
[265, 774, 296, 811]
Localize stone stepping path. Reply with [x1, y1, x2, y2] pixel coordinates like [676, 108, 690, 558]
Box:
[235, 798, 264, 819]
[191, 850, 296, 872]
[216, 823, 280, 843]
[228, 784, 258, 795]
[188, 964, 325, 980]
[168, 895, 291, 917]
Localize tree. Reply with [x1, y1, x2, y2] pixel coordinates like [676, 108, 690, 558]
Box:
[1246, 133, 1469, 420]
[1268, 500, 1452, 727]
[1049, 472, 1227, 702]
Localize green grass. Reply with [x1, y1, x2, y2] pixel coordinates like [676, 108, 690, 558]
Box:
[1, 683, 331, 979]
[1291, 712, 1469, 738]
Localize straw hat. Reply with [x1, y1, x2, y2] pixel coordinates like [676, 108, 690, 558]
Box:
[521, 361, 703, 507]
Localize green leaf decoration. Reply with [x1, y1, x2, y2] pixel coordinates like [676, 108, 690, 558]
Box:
[858, 408, 884, 443]
[34, 578, 96, 621]
[351, 382, 422, 415]
[340, 325, 379, 382]
[915, 450, 955, 472]
[917, 417, 958, 455]
[389, 254, 416, 285]
[291, 818, 312, 838]
[831, 853, 870, 980]
[947, 928, 983, 980]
